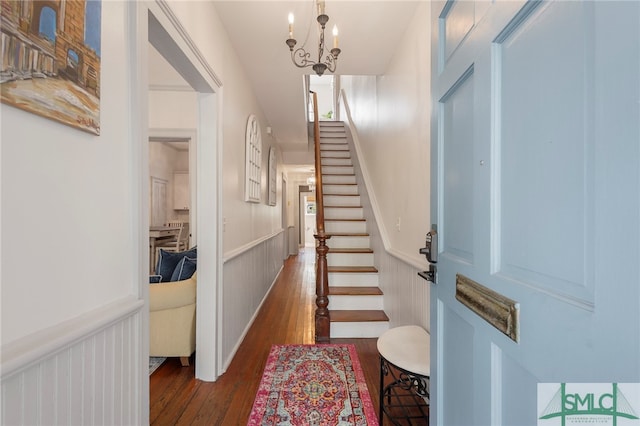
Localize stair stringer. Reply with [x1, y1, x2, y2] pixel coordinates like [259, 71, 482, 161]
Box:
[334, 122, 389, 309]
[339, 109, 430, 330]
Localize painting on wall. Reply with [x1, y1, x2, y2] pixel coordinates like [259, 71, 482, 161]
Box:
[0, 0, 101, 135]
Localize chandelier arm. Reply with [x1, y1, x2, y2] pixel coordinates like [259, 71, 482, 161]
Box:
[323, 54, 336, 73]
[292, 48, 316, 69]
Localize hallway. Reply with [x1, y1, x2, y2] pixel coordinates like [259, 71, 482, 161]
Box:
[150, 249, 381, 425]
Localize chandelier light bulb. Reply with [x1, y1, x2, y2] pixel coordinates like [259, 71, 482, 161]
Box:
[288, 13, 294, 39]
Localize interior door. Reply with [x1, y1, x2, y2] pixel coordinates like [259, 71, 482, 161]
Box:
[150, 176, 168, 227]
[429, 1, 639, 425]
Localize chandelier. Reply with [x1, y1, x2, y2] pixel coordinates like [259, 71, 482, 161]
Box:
[285, 1, 341, 76]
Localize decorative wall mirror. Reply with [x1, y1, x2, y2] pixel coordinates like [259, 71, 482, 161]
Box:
[268, 146, 277, 206]
[244, 114, 262, 203]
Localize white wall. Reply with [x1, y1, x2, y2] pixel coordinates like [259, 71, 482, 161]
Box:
[1, 0, 286, 420]
[1, 1, 137, 346]
[157, 1, 285, 377]
[1, 1, 145, 423]
[341, 2, 431, 267]
[164, 2, 283, 257]
[149, 90, 198, 129]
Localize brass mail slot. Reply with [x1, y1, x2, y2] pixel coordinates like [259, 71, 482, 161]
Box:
[455, 274, 520, 343]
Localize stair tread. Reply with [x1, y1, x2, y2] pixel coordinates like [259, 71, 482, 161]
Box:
[328, 266, 378, 273]
[324, 205, 363, 208]
[329, 248, 373, 253]
[325, 218, 365, 222]
[330, 310, 389, 322]
[329, 286, 382, 296]
[322, 183, 357, 186]
[327, 232, 370, 236]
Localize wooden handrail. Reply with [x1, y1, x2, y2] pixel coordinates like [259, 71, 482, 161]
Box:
[311, 91, 331, 343]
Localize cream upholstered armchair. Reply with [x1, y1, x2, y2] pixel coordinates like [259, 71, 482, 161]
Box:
[149, 272, 196, 366]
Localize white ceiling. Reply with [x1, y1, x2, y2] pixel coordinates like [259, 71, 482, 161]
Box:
[149, 1, 420, 169]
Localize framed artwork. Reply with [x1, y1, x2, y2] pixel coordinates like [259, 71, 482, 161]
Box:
[0, 0, 101, 135]
[268, 146, 277, 206]
[244, 114, 262, 203]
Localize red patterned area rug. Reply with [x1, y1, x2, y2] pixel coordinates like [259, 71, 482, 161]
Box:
[248, 344, 379, 425]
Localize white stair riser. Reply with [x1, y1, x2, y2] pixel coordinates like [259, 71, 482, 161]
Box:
[323, 184, 358, 195]
[320, 141, 349, 149]
[329, 272, 379, 286]
[322, 158, 352, 166]
[321, 150, 350, 158]
[331, 321, 390, 338]
[320, 143, 349, 151]
[323, 166, 354, 175]
[328, 252, 374, 267]
[322, 175, 356, 184]
[325, 207, 363, 220]
[329, 235, 371, 248]
[328, 295, 384, 310]
[325, 220, 367, 234]
[324, 195, 360, 206]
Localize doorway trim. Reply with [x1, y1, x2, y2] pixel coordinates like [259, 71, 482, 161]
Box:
[149, 128, 198, 245]
[130, 3, 223, 422]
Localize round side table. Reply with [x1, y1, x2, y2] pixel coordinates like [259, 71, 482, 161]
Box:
[377, 325, 430, 425]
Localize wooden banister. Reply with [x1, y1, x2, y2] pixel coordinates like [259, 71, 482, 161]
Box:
[311, 91, 331, 343]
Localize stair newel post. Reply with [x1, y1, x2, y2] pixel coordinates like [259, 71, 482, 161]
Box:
[314, 231, 330, 342]
[311, 91, 331, 343]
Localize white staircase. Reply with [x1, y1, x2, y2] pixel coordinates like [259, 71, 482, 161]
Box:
[318, 121, 390, 338]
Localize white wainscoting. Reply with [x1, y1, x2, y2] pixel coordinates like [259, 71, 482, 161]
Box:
[358, 169, 430, 330]
[1, 297, 144, 426]
[374, 248, 430, 330]
[221, 230, 285, 370]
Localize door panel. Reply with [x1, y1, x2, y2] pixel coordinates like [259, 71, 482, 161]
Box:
[430, 1, 640, 425]
[441, 302, 475, 425]
[500, 347, 538, 424]
[441, 68, 475, 264]
[497, 1, 594, 304]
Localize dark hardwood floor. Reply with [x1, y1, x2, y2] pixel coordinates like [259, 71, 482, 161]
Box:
[150, 249, 382, 425]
